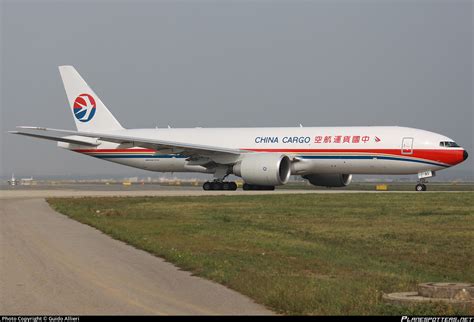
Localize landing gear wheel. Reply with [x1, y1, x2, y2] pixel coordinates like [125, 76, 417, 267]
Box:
[211, 182, 222, 190]
[202, 181, 238, 191]
[415, 184, 427, 192]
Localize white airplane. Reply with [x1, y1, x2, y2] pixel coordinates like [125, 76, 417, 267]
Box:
[10, 66, 468, 191]
[7, 173, 19, 186]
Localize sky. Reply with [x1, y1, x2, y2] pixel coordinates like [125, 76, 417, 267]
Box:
[1, 0, 472, 180]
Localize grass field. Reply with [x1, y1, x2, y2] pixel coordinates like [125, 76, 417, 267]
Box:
[48, 193, 474, 315]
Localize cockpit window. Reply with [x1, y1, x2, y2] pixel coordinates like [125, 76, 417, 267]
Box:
[440, 141, 460, 148]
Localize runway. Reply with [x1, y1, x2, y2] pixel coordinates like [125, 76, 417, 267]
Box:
[0, 197, 272, 315]
[0, 188, 379, 199]
[2, 183, 463, 199]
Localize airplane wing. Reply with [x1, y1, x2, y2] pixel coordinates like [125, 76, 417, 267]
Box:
[10, 126, 243, 157]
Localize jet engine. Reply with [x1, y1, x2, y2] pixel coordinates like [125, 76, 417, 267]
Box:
[233, 154, 291, 186]
[303, 174, 352, 187]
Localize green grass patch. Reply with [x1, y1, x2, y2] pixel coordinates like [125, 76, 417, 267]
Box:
[47, 193, 474, 315]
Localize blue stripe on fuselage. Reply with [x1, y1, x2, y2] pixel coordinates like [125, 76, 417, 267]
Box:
[85, 153, 446, 167]
[300, 155, 446, 167]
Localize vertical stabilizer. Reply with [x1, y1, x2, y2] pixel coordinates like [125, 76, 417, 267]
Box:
[58, 66, 123, 132]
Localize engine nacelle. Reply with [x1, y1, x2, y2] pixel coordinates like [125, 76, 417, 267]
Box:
[233, 154, 292, 186]
[303, 174, 352, 187]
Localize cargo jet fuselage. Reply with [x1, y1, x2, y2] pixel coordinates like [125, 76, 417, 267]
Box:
[11, 66, 468, 191]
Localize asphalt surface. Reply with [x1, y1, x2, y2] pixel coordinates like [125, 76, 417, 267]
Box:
[1, 184, 460, 199]
[0, 188, 374, 199]
[0, 197, 273, 315]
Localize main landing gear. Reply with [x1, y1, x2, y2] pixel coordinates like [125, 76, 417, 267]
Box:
[202, 181, 238, 191]
[201, 181, 276, 191]
[202, 167, 276, 191]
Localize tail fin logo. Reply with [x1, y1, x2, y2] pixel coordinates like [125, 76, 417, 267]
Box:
[73, 93, 96, 122]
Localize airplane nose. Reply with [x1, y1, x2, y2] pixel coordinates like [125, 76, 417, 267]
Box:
[463, 150, 469, 161]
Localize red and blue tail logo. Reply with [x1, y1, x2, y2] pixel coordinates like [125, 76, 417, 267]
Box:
[73, 93, 96, 122]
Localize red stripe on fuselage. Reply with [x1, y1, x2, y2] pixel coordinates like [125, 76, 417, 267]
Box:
[242, 148, 464, 166]
[74, 148, 156, 153]
[73, 148, 464, 166]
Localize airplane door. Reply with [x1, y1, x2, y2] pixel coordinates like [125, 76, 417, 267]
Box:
[401, 137, 414, 155]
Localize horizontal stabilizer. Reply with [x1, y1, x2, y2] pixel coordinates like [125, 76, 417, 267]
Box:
[13, 126, 243, 156]
[9, 131, 99, 147]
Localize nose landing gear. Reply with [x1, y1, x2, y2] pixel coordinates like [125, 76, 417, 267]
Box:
[416, 171, 435, 192]
[415, 183, 427, 191]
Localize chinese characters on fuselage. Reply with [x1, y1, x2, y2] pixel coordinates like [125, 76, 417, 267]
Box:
[254, 135, 373, 144]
